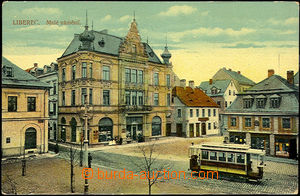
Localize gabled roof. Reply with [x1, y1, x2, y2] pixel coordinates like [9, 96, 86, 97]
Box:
[60, 30, 162, 64]
[245, 74, 298, 93]
[199, 79, 231, 96]
[2, 57, 51, 89]
[223, 68, 255, 86]
[172, 86, 219, 107]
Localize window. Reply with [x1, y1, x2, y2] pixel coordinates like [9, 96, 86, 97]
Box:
[208, 109, 211, 117]
[230, 101, 232, 105]
[154, 73, 159, 86]
[227, 153, 235, 163]
[53, 83, 56, 95]
[138, 91, 144, 105]
[71, 90, 76, 106]
[167, 93, 171, 106]
[219, 152, 226, 162]
[225, 101, 228, 108]
[214, 122, 217, 129]
[178, 109, 182, 118]
[243, 99, 252, 108]
[237, 154, 245, 164]
[245, 117, 252, 127]
[154, 93, 159, 106]
[27, 97, 36, 112]
[166, 74, 170, 87]
[196, 109, 199, 117]
[213, 109, 216, 116]
[138, 70, 143, 84]
[53, 103, 56, 115]
[103, 90, 110, 105]
[217, 101, 221, 106]
[190, 109, 193, 117]
[233, 90, 235, 96]
[231, 117, 237, 127]
[8, 96, 17, 112]
[62, 92, 65, 106]
[202, 150, 209, 159]
[132, 44, 137, 53]
[82, 62, 87, 78]
[132, 91, 137, 105]
[62, 68, 66, 82]
[6, 137, 10, 144]
[270, 98, 280, 108]
[256, 98, 265, 108]
[210, 151, 217, 160]
[125, 91, 131, 105]
[6, 67, 13, 77]
[81, 88, 87, 105]
[89, 63, 93, 78]
[262, 118, 270, 128]
[125, 68, 131, 83]
[72, 65, 76, 80]
[202, 109, 205, 117]
[131, 69, 137, 83]
[229, 90, 231, 95]
[208, 123, 211, 130]
[282, 118, 291, 129]
[103, 66, 110, 80]
[89, 88, 93, 105]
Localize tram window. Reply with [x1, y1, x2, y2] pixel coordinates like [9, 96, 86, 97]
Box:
[237, 153, 245, 164]
[219, 152, 226, 162]
[227, 153, 235, 163]
[202, 150, 209, 159]
[210, 151, 217, 160]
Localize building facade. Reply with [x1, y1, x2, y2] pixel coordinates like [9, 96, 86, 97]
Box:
[57, 17, 175, 144]
[26, 62, 59, 141]
[171, 80, 220, 137]
[222, 70, 299, 158]
[2, 57, 50, 157]
[212, 67, 256, 93]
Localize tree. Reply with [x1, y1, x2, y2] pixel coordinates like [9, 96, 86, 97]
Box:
[129, 142, 172, 195]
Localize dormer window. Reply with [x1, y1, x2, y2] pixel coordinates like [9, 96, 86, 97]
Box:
[270, 94, 281, 108]
[211, 87, 218, 95]
[5, 66, 13, 77]
[132, 44, 137, 53]
[256, 95, 266, 109]
[243, 95, 253, 108]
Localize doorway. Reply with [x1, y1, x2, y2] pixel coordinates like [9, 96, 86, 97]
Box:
[166, 123, 171, 136]
[201, 123, 206, 135]
[176, 124, 183, 137]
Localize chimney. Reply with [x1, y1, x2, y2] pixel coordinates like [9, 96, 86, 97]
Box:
[180, 79, 186, 87]
[188, 80, 194, 88]
[229, 68, 232, 71]
[34, 63, 38, 68]
[287, 70, 294, 84]
[237, 71, 241, 74]
[268, 69, 274, 78]
[209, 79, 213, 85]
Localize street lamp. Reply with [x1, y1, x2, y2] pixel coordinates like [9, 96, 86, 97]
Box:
[83, 94, 89, 194]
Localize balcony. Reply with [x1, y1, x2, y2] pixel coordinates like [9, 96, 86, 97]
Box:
[120, 105, 152, 112]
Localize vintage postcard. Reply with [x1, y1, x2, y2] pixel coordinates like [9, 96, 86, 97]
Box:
[1, 1, 299, 195]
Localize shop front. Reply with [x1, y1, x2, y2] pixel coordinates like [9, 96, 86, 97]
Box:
[229, 132, 246, 144]
[275, 135, 297, 159]
[251, 133, 270, 155]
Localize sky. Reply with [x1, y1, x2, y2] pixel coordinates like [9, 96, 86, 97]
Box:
[2, 1, 299, 85]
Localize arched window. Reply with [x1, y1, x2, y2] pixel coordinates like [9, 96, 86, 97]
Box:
[70, 118, 77, 142]
[61, 117, 66, 142]
[98, 118, 113, 142]
[152, 116, 162, 136]
[25, 127, 37, 149]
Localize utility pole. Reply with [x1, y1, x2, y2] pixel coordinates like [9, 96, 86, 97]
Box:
[83, 94, 89, 194]
[22, 148, 26, 176]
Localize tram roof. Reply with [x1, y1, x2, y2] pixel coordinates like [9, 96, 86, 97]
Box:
[190, 143, 265, 155]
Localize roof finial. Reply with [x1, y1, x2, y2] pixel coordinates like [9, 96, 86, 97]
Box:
[85, 10, 88, 30]
[165, 33, 168, 47]
[92, 20, 94, 30]
[147, 36, 149, 44]
[133, 11, 135, 21]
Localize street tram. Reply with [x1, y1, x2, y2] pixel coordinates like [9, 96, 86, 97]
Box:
[189, 143, 266, 180]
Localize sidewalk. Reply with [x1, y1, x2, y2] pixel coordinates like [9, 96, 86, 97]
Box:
[1, 151, 59, 164]
[265, 155, 298, 165]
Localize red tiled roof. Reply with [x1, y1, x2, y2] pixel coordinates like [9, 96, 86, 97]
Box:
[172, 86, 219, 107]
[25, 67, 34, 72]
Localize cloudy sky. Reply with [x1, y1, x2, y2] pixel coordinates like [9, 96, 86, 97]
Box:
[2, 1, 299, 85]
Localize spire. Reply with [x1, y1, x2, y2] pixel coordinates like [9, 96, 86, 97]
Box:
[166, 33, 168, 47]
[85, 10, 88, 30]
[133, 11, 135, 21]
[147, 36, 148, 44]
[161, 33, 171, 64]
[92, 20, 93, 30]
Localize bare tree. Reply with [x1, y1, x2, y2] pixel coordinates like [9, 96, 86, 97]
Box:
[129, 142, 173, 195]
[60, 145, 80, 193]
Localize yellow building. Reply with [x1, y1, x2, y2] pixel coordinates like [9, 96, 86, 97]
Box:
[2, 57, 50, 157]
[57, 17, 175, 144]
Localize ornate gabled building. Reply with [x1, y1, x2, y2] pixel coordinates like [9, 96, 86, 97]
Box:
[56, 15, 175, 144]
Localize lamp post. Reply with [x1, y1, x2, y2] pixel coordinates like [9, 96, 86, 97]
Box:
[83, 95, 89, 194]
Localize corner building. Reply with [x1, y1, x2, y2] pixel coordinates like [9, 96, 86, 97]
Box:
[57, 18, 175, 144]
